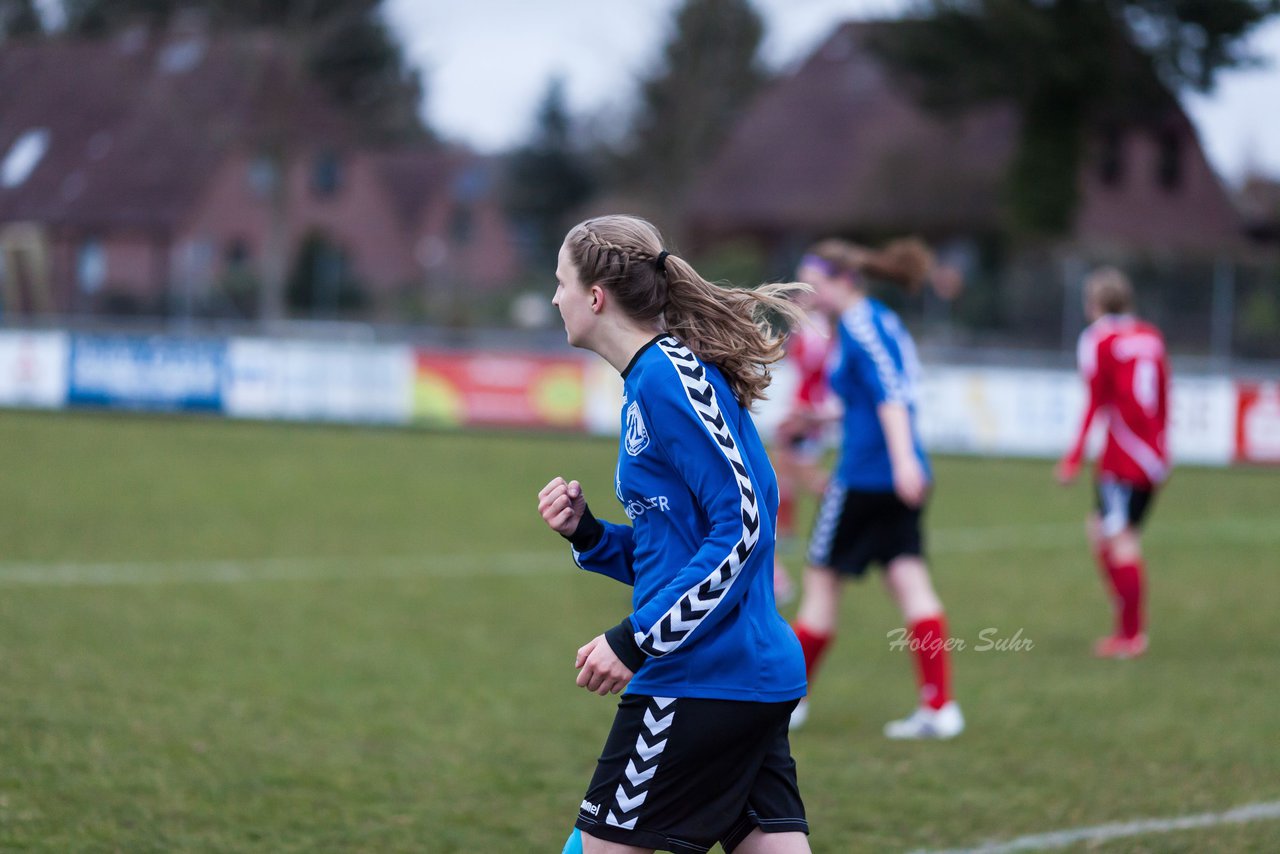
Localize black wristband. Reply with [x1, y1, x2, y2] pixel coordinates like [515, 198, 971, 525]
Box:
[604, 618, 648, 673]
[564, 504, 604, 552]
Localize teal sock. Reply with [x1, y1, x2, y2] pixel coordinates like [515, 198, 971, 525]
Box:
[561, 827, 583, 854]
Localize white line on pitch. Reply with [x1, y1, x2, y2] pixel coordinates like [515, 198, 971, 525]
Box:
[0, 551, 572, 587]
[910, 800, 1280, 854]
[0, 517, 1274, 587]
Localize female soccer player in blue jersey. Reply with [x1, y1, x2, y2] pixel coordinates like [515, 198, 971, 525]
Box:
[537, 215, 813, 854]
[788, 238, 965, 740]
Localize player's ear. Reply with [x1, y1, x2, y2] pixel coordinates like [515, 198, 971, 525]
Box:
[590, 285, 605, 314]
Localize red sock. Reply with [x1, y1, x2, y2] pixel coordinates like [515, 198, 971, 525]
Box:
[777, 488, 795, 539]
[1093, 541, 1112, 580]
[1108, 559, 1145, 639]
[1095, 546, 1124, 635]
[792, 622, 832, 686]
[908, 615, 952, 710]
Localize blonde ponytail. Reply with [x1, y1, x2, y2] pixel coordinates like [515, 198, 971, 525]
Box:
[564, 215, 808, 406]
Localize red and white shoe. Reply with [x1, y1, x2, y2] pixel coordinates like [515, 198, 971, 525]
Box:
[884, 701, 965, 740]
[1093, 633, 1148, 659]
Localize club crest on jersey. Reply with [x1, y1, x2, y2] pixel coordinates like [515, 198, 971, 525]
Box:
[624, 401, 650, 456]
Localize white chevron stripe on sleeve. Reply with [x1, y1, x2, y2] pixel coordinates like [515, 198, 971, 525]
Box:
[844, 302, 905, 403]
[631, 337, 762, 659]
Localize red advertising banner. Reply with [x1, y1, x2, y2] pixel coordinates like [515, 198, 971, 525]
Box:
[1235, 382, 1280, 464]
[413, 350, 586, 430]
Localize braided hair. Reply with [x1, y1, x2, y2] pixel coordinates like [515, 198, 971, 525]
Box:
[564, 215, 808, 407]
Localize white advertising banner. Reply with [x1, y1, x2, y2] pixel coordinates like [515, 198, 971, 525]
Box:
[917, 366, 1235, 465]
[590, 360, 1238, 465]
[0, 330, 68, 408]
[1169, 375, 1236, 465]
[583, 358, 625, 437]
[918, 367, 1084, 458]
[224, 338, 413, 424]
[0, 326, 1251, 469]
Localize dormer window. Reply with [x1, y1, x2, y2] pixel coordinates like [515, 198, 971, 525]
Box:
[1, 128, 50, 188]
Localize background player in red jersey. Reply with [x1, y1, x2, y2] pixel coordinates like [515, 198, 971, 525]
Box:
[1056, 267, 1170, 659]
[771, 291, 836, 603]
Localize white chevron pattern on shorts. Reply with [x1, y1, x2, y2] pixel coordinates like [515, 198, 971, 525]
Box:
[806, 479, 847, 567]
[625, 758, 657, 786]
[643, 704, 675, 733]
[605, 696, 676, 832]
[632, 338, 761, 659]
[635, 732, 667, 762]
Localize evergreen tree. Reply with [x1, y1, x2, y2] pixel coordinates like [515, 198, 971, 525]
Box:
[58, 0, 429, 143]
[868, 0, 1280, 236]
[0, 0, 42, 38]
[504, 77, 596, 270]
[621, 0, 767, 220]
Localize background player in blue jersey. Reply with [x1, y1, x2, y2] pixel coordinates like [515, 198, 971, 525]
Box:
[787, 237, 965, 740]
[537, 214, 814, 854]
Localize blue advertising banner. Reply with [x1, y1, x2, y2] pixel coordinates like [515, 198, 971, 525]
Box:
[68, 334, 226, 412]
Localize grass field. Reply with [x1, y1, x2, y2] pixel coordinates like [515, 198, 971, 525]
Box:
[1, 409, 1278, 853]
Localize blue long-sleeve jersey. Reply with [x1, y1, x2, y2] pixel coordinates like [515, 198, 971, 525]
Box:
[830, 298, 931, 491]
[570, 335, 806, 703]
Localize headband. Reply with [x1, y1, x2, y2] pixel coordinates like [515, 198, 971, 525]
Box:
[799, 253, 840, 276]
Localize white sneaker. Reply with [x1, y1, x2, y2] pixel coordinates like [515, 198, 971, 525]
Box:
[789, 698, 810, 731]
[883, 701, 964, 740]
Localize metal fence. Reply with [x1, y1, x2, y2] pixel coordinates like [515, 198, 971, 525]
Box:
[3, 250, 1279, 377]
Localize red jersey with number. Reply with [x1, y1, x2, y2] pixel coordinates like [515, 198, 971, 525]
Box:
[1073, 315, 1171, 488]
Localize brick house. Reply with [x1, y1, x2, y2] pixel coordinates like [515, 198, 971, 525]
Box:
[1239, 175, 1280, 246]
[0, 28, 518, 319]
[687, 21, 1242, 262]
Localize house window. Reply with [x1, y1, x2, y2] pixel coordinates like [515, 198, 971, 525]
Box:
[225, 237, 252, 269]
[1098, 125, 1124, 188]
[450, 206, 474, 245]
[158, 38, 205, 74]
[1, 128, 50, 188]
[1156, 128, 1182, 191]
[311, 150, 342, 198]
[248, 156, 280, 198]
[77, 239, 106, 295]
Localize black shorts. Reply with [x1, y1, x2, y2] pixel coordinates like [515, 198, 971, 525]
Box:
[806, 484, 923, 577]
[1094, 477, 1156, 536]
[575, 695, 807, 854]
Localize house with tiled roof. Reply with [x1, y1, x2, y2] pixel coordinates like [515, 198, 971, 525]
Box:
[687, 21, 1242, 261]
[0, 26, 517, 319]
[1239, 175, 1280, 246]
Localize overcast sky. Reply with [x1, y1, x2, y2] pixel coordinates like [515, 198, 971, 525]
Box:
[384, 0, 1280, 186]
